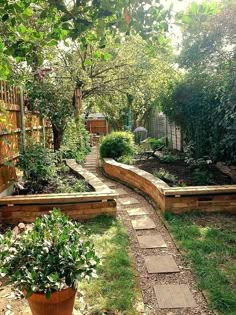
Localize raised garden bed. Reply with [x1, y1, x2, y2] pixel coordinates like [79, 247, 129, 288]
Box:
[0, 160, 117, 224]
[136, 156, 233, 186]
[103, 158, 236, 214]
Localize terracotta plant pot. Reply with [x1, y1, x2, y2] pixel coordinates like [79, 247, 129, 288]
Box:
[25, 288, 76, 315]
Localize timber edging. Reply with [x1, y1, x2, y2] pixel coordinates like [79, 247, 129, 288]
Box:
[102, 158, 236, 214]
[0, 160, 118, 224]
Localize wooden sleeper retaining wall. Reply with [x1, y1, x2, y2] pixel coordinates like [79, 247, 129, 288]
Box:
[103, 158, 236, 214]
[0, 160, 117, 224]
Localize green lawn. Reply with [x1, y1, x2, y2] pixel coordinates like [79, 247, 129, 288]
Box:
[74, 216, 143, 314]
[164, 211, 236, 315]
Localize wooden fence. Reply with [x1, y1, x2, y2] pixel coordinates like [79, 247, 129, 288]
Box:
[0, 81, 52, 194]
[144, 107, 182, 151]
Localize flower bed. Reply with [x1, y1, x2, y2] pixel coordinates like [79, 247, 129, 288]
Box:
[103, 158, 236, 214]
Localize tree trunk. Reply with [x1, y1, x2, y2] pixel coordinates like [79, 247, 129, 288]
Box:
[52, 124, 64, 151]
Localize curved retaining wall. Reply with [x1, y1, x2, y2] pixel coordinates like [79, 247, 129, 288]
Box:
[103, 158, 236, 214]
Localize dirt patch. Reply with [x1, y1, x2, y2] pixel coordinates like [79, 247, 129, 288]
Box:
[136, 157, 233, 186]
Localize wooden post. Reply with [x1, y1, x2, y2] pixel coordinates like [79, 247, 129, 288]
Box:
[20, 87, 26, 151]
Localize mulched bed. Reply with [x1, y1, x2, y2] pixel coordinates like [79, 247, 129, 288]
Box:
[13, 166, 94, 195]
[135, 156, 233, 186]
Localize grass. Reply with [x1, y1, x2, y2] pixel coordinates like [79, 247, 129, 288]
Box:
[74, 215, 142, 315]
[164, 211, 236, 315]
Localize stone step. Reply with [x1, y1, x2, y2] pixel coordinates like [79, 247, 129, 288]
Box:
[131, 216, 156, 230]
[145, 255, 179, 274]
[119, 197, 139, 206]
[137, 234, 167, 248]
[127, 207, 148, 216]
[154, 284, 197, 309]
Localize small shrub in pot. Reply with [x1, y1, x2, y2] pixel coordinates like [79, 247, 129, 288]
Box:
[0, 209, 99, 315]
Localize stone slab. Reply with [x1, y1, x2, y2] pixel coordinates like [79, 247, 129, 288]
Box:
[145, 255, 179, 273]
[115, 188, 128, 196]
[137, 234, 167, 248]
[154, 284, 197, 309]
[127, 207, 148, 216]
[131, 216, 156, 230]
[119, 197, 139, 206]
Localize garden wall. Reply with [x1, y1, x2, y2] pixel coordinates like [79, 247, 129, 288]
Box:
[0, 161, 117, 224]
[103, 158, 236, 214]
[0, 80, 52, 194]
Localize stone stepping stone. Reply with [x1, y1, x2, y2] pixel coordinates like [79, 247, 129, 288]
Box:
[103, 181, 117, 188]
[131, 216, 156, 230]
[137, 234, 167, 248]
[119, 197, 139, 206]
[127, 207, 148, 216]
[154, 284, 197, 309]
[145, 255, 179, 274]
[115, 188, 128, 196]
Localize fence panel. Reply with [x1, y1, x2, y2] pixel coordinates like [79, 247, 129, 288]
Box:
[145, 107, 182, 151]
[0, 81, 52, 193]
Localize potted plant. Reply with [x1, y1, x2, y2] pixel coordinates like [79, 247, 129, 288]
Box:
[0, 209, 99, 315]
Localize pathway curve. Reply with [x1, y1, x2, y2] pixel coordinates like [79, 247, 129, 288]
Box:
[84, 147, 213, 315]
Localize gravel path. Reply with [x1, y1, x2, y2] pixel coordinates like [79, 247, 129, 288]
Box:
[84, 147, 213, 315]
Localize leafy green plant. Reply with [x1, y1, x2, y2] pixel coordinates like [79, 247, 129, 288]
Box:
[159, 153, 179, 163]
[17, 141, 56, 188]
[99, 131, 135, 160]
[192, 168, 213, 185]
[0, 209, 99, 298]
[148, 137, 166, 151]
[153, 168, 177, 184]
[59, 119, 91, 163]
[117, 155, 134, 165]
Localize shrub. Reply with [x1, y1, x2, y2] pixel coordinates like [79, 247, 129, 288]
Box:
[0, 209, 99, 298]
[59, 119, 91, 163]
[153, 168, 177, 184]
[17, 141, 56, 186]
[117, 155, 134, 165]
[159, 153, 179, 164]
[99, 131, 135, 160]
[148, 137, 166, 151]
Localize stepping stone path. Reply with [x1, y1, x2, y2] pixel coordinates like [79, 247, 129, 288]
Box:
[145, 255, 179, 274]
[131, 216, 156, 230]
[83, 147, 212, 315]
[137, 234, 167, 248]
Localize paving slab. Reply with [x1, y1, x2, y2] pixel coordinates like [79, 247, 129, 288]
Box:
[119, 197, 140, 206]
[103, 181, 117, 188]
[127, 207, 149, 216]
[145, 255, 179, 274]
[154, 284, 197, 309]
[114, 188, 128, 196]
[137, 234, 167, 248]
[131, 216, 156, 230]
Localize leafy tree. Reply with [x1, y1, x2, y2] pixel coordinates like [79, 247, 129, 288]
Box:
[163, 1, 236, 164]
[26, 78, 74, 150]
[0, 0, 174, 79]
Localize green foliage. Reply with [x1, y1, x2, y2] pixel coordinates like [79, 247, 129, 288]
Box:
[159, 153, 179, 164]
[192, 168, 213, 186]
[59, 119, 91, 163]
[153, 168, 177, 184]
[0, 0, 174, 79]
[99, 131, 135, 160]
[0, 209, 99, 298]
[164, 212, 236, 314]
[17, 141, 56, 187]
[163, 2, 236, 164]
[148, 137, 166, 151]
[117, 155, 134, 165]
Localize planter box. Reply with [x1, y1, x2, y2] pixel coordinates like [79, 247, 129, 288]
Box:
[0, 160, 117, 224]
[103, 158, 236, 214]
